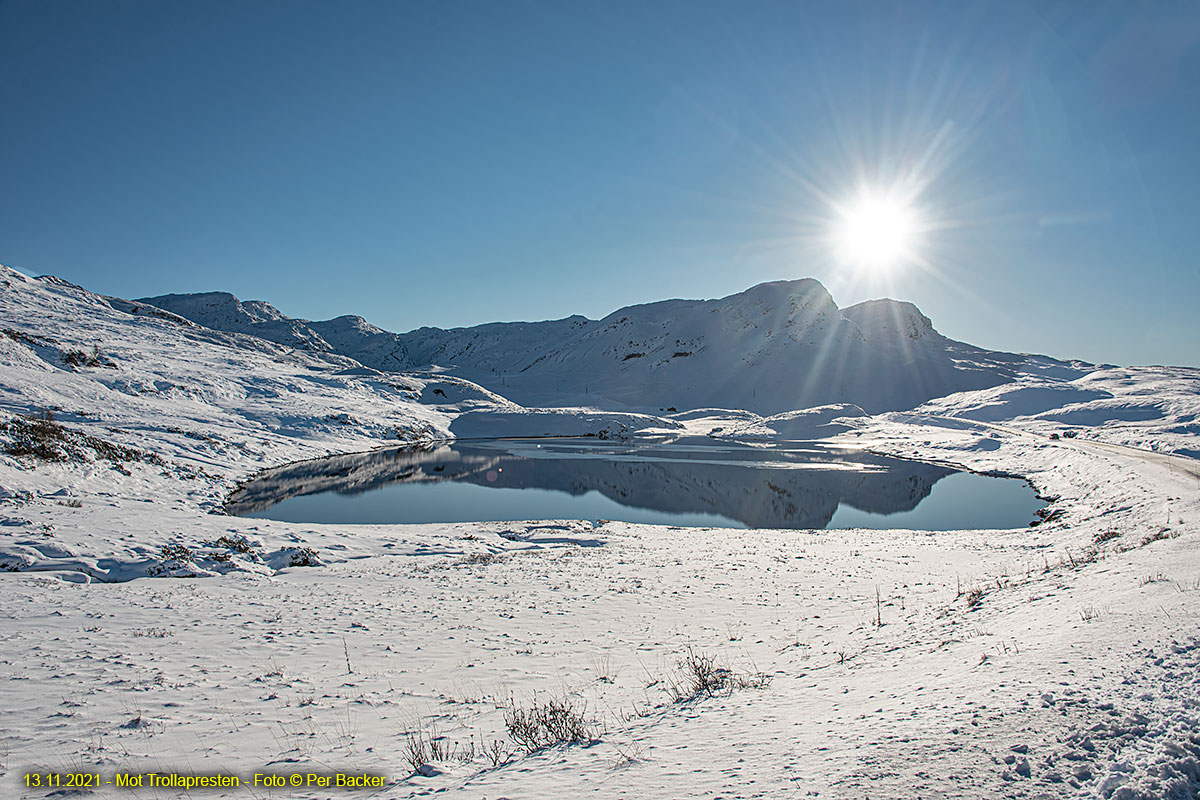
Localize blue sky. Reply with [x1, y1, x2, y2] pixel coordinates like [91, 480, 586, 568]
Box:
[2, 0, 1198, 366]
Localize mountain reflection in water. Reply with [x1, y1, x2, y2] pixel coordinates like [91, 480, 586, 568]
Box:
[227, 437, 1041, 530]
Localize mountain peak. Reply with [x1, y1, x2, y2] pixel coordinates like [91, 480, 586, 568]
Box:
[841, 298, 939, 343]
[719, 278, 834, 308]
[140, 291, 289, 326]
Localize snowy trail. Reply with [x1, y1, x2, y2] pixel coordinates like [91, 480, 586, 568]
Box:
[1053, 438, 1200, 482]
[910, 412, 1200, 482]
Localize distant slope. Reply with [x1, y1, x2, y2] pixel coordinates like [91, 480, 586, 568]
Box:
[140, 292, 412, 372]
[402, 315, 595, 374]
[143, 279, 1093, 415]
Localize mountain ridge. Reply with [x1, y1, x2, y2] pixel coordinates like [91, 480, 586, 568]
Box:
[141, 278, 1091, 414]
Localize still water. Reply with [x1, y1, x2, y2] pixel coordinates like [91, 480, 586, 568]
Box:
[228, 437, 1042, 531]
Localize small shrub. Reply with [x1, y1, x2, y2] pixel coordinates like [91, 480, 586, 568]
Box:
[674, 650, 728, 699]
[62, 349, 91, 367]
[288, 547, 320, 567]
[666, 648, 771, 702]
[88, 436, 157, 465]
[204, 535, 256, 554]
[61, 345, 116, 369]
[1141, 529, 1179, 547]
[402, 728, 479, 772]
[504, 696, 601, 752]
[2, 410, 70, 461]
[484, 738, 510, 767]
[159, 543, 196, 563]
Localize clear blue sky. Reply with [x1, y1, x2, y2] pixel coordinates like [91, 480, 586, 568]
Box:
[2, 0, 1198, 366]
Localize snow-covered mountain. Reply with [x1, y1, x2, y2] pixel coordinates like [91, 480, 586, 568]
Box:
[139, 291, 413, 372]
[145, 279, 1091, 414]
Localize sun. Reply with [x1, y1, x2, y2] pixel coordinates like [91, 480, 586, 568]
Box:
[834, 191, 919, 271]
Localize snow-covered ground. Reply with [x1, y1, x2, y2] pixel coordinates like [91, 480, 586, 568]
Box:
[2, 264, 1198, 799]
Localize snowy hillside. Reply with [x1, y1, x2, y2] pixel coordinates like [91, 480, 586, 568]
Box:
[139, 291, 415, 372]
[145, 279, 1093, 415]
[2, 262, 1199, 800]
[0, 263, 661, 580]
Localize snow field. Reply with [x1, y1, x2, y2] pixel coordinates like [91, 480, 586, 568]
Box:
[1, 264, 1199, 798]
